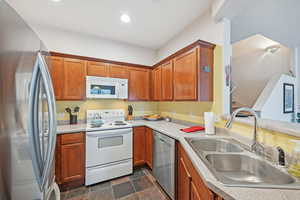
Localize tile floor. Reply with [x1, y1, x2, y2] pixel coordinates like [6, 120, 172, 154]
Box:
[61, 167, 171, 200]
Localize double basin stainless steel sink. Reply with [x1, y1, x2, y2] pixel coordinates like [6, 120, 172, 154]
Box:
[185, 137, 300, 189]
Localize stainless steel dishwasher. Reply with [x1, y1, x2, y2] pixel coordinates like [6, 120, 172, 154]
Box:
[153, 131, 175, 200]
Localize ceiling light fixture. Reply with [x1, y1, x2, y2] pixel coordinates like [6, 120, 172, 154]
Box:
[51, 0, 61, 2]
[265, 45, 281, 53]
[120, 14, 131, 23]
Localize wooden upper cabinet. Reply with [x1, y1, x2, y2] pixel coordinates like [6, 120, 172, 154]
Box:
[63, 58, 87, 100]
[109, 64, 128, 79]
[152, 66, 162, 101]
[128, 67, 150, 101]
[173, 48, 198, 100]
[198, 45, 214, 101]
[87, 61, 108, 77]
[161, 61, 173, 101]
[50, 56, 64, 100]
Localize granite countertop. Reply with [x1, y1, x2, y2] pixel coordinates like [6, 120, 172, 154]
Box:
[56, 120, 300, 200]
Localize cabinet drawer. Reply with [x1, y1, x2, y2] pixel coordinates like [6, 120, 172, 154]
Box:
[61, 132, 84, 145]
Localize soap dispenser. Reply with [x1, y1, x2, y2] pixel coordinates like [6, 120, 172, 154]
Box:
[288, 140, 300, 178]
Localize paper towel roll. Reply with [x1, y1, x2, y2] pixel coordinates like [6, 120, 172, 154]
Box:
[204, 112, 215, 135]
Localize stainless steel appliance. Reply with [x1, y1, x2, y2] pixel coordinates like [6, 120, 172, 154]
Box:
[0, 1, 59, 199]
[153, 131, 175, 200]
[85, 109, 133, 185]
[86, 76, 128, 99]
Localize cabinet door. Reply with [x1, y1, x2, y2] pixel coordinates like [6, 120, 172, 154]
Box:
[50, 56, 64, 100]
[61, 143, 85, 183]
[161, 61, 173, 101]
[128, 67, 150, 101]
[87, 61, 108, 77]
[152, 66, 162, 101]
[145, 127, 153, 169]
[198, 46, 214, 101]
[173, 48, 198, 100]
[178, 157, 191, 200]
[191, 181, 201, 200]
[133, 127, 146, 166]
[63, 58, 86, 100]
[109, 64, 128, 79]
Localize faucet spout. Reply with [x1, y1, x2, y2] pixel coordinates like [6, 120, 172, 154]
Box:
[225, 107, 262, 153]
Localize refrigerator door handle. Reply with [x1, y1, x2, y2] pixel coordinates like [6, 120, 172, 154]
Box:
[28, 56, 44, 188]
[37, 52, 57, 189]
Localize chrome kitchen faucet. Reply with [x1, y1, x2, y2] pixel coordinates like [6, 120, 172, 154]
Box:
[225, 107, 264, 155]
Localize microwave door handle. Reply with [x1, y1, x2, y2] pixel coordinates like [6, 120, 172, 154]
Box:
[37, 52, 57, 190]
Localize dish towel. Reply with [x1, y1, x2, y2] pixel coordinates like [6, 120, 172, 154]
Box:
[180, 126, 205, 133]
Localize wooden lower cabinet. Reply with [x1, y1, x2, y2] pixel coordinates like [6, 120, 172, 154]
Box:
[56, 132, 85, 191]
[133, 127, 146, 166]
[133, 127, 153, 169]
[177, 142, 220, 200]
[145, 127, 153, 169]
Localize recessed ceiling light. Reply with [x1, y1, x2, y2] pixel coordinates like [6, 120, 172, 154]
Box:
[51, 0, 61, 2]
[120, 14, 131, 23]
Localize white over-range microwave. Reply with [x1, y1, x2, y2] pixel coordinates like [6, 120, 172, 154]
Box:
[86, 76, 128, 99]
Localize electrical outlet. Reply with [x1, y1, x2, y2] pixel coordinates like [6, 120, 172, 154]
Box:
[214, 114, 221, 122]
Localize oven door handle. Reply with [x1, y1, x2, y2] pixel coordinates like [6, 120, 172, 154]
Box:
[86, 128, 132, 137]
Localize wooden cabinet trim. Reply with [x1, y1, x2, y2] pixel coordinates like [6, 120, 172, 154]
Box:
[50, 51, 151, 69]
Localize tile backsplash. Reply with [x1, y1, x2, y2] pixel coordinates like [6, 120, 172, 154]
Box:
[56, 100, 159, 121]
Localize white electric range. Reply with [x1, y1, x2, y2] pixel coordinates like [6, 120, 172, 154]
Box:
[85, 109, 133, 186]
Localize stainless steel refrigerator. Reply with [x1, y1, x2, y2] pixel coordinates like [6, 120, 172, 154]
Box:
[0, 1, 60, 199]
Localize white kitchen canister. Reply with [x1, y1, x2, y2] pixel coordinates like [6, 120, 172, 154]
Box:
[204, 112, 215, 135]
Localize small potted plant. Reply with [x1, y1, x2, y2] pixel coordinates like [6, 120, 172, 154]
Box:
[65, 106, 80, 124]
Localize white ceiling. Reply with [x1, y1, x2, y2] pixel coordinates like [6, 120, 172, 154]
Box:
[7, 0, 212, 49]
[215, 0, 300, 48]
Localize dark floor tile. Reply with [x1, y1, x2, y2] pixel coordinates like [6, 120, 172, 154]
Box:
[112, 181, 135, 199]
[89, 181, 112, 192]
[67, 186, 89, 199]
[137, 187, 165, 200]
[88, 187, 114, 200]
[60, 191, 69, 200]
[129, 169, 145, 180]
[132, 176, 153, 192]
